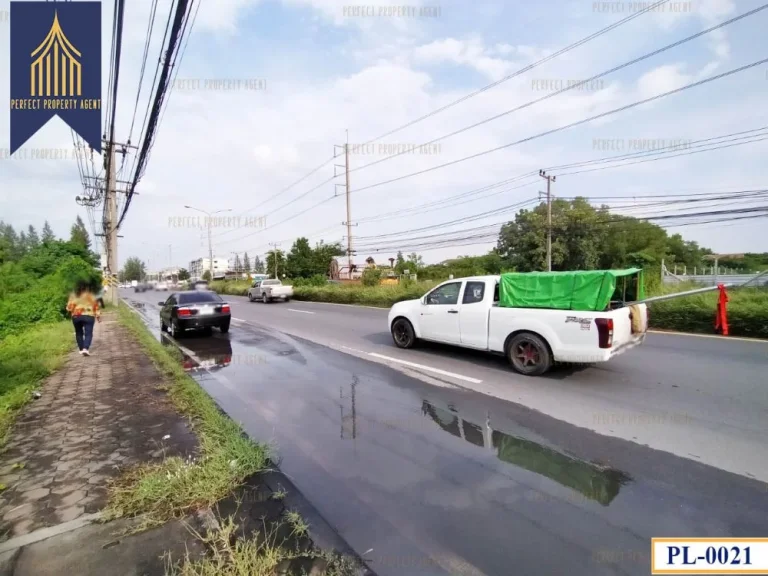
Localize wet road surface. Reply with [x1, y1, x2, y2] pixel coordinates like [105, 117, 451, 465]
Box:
[141, 291, 768, 482]
[123, 291, 768, 576]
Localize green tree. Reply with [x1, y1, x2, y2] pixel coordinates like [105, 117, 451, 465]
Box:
[202, 270, 212, 281]
[394, 251, 406, 274]
[311, 241, 344, 277]
[233, 253, 242, 272]
[178, 268, 190, 281]
[42, 220, 56, 243]
[18, 231, 29, 258]
[243, 252, 251, 273]
[69, 215, 91, 250]
[286, 237, 315, 278]
[265, 249, 286, 278]
[26, 225, 40, 250]
[121, 257, 146, 282]
[252, 255, 265, 274]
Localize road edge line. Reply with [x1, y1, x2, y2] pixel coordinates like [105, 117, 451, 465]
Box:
[648, 329, 766, 343]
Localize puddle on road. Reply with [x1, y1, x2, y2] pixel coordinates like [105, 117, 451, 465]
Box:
[161, 319, 631, 509]
[421, 401, 630, 506]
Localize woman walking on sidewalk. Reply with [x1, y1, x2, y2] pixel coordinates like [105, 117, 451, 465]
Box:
[66, 280, 102, 356]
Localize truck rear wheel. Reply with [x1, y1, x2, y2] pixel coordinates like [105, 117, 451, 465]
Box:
[507, 332, 552, 376]
[391, 318, 417, 349]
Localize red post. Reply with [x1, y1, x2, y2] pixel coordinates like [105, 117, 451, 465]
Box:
[714, 284, 729, 336]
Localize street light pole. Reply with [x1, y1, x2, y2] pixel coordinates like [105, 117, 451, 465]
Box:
[184, 205, 231, 279]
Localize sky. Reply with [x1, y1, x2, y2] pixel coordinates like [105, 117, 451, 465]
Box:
[1, 0, 767, 272]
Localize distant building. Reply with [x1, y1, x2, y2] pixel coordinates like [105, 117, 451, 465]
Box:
[189, 257, 230, 280]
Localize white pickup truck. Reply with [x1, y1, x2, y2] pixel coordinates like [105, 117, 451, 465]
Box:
[248, 278, 293, 303]
[387, 274, 648, 376]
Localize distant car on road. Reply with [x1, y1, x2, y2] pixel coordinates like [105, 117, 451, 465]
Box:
[159, 290, 231, 338]
[156, 281, 169, 291]
[193, 280, 210, 291]
[248, 278, 293, 303]
[134, 282, 150, 293]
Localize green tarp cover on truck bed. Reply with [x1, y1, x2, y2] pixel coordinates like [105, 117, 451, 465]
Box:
[498, 269, 644, 311]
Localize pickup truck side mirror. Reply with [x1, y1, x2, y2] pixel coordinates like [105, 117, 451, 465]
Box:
[420, 296, 427, 305]
[157, 301, 165, 306]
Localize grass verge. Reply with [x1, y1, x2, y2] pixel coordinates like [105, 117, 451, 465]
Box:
[0, 320, 73, 448]
[108, 304, 270, 528]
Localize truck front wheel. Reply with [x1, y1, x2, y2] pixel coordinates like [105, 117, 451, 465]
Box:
[507, 332, 552, 376]
[391, 318, 417, 349]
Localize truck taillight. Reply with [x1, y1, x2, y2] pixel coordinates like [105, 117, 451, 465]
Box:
[178, 308, 191, 317]
[595, 318, 614, 349]
[221, 305, 230, 314]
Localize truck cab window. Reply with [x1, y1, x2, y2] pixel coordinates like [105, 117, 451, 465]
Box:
[426, 282, 461, 305]
[463, 282, 486, 304]
[494, 283, 499, 302]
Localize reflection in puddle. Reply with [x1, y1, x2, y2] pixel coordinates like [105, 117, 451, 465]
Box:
[162, 333, 233, 372]
[422, 401, 630, 506]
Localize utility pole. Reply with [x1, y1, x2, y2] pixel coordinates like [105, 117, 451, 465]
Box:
[184, 206, 231, 279]
[105, 141, 119, 305]
[334, 133, 355, 280]
[345, 131, 352, 279]
[269, 243, 279, 278]
[539, 170, 556, 272]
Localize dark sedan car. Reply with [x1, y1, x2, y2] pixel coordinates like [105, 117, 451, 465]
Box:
[159, 291, 231, 337]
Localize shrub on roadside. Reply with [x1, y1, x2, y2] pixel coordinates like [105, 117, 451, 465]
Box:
[360, 268, 382, 287]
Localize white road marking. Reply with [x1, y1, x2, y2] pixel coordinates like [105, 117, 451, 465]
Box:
[368, 352, 483, 384]
[293, 300, 387, 311]
[287, 309, 315, 314]
[232, 317, 246, 323]
[648, 329, 766, 343]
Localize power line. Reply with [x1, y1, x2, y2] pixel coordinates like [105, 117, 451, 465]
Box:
[346, 57, 768, 196]
[356, 0, 672, 147]
[128, 0, 160, 144]
[226, 124, 768, 254]
[119, 0, 194, 228]
[349, 3, 768, 176]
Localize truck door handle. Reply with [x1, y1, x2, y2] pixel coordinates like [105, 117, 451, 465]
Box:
[447, 310, 459, 314]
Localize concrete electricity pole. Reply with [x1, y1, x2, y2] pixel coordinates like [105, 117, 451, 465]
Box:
[269, 243, 280, 278]
[335, 132, 355, 280]
[105, 141, 119, 305]
[184, 205, 231, 278]
[539, 170, 556, 272]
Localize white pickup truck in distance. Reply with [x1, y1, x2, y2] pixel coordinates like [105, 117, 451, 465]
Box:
[387, 272, 648, 376]
[248, 279, 293, 303]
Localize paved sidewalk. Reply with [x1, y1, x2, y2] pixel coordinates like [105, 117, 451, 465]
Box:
[0, 312, 198, 573]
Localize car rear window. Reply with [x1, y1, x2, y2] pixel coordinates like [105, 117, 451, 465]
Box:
[178, 292, 223, 304]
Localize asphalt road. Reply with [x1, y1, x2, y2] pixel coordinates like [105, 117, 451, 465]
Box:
[135, 290, 768, 483]
[124, 289, 768, 576]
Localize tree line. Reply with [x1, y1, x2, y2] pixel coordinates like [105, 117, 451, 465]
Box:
[0, 216, 101, 337]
